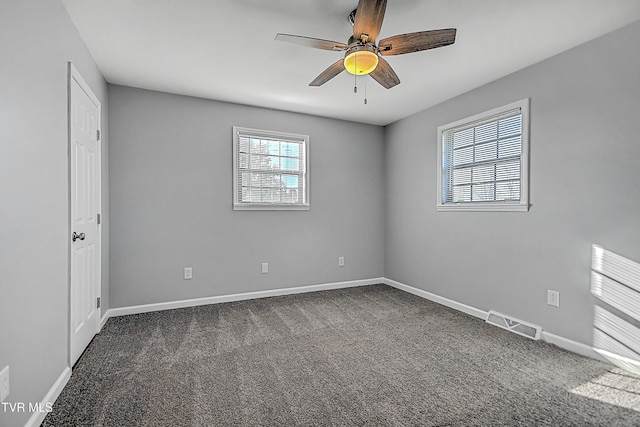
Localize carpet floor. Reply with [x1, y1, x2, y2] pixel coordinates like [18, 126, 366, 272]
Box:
[43, 284, 640, 426]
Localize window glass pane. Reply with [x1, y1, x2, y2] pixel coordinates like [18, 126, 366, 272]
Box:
[472, 164, 495, 184]
[496, 160, 520, 181]
[282, 188, 299, 203]
[453, 146, 473, 166]
[498, 136, 521, 158]
[472, 183, 495, 201]
[253, 173, 283, 188]
[499, 115, 522, 138]
[267, 156, 280, 169]
[241, 172, 249, 187]
[496, 181, 520, 201]
[250, 155, 271, 170]
[281, 174, 298, 189]
[281, 142, 299, 157]
[267, 140, 280, 155]
[453, 185, 471, 202]
[250, 138, 267, 154]
[475, 121, 497, 143]
[281, 157, 299, 171]
[241, 187, 253, 202]
[239, 153, 248, 169]
[453, 167, 472, 185]
[453, 128, 473, 149]
[239, 137, 249, 153]
[272, 188, 283, 203]
[260, 188, 277, 203]
[475, 141, 497, 163]
[251, 173, 263, 187]
[250, 155, 261, 169]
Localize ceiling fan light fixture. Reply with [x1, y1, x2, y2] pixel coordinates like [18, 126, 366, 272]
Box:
[275, 0, 457, 89]
[344, 47, 379, 75]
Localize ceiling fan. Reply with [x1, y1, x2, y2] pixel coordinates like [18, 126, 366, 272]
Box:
[275, 0, 457, 89]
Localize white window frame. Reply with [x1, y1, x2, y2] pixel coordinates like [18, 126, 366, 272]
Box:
[436, 99, 530, 212]
[233, 126, 310, 211]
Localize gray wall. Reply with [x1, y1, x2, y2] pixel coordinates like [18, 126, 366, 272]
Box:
[0, 0, 108, 426]
[385, 21, 640, 345]
[108, 85, 384, 308]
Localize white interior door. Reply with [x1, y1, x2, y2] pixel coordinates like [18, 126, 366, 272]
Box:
[69, 63, 101, 366]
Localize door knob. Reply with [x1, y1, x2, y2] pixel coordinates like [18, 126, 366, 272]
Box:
[72, 232, 86, 242]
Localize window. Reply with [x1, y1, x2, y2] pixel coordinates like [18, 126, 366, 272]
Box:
[233, 126, 309, 210]
[437, 99, 530, 212]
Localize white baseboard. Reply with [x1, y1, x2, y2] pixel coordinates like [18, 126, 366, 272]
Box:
[384, 278, 488, 319]
[383, 278, 612, 364]
[24, 367, 71, 427]
[102, 276, 610, 367]
[594, 348, 640, 374]
[541, 331, 608, 363]
[109, 278, 384, 318]
[99, 310, 110, 331]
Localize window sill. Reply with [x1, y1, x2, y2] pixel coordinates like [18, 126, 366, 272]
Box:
[436, 203, 529, 212]
[234, 204, 310, 211]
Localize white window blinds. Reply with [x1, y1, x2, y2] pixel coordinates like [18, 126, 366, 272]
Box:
[233, 127, 309, 210]
[437, 99, 529, 212]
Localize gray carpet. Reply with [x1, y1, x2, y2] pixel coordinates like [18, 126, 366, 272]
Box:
[43, 284, 640, 426]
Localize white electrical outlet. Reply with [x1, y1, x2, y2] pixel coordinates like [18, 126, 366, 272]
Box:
[338, 256, 345, 267]
[261, 262, 269, 274]
[184, 267, 193, 280]
[547, 290, 560, 307]
[0, 366, 9, 402]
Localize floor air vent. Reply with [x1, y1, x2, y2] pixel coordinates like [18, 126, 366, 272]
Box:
[486, 311, 541, 340]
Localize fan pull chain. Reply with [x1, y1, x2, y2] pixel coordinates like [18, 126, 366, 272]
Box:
[354, 52, 358, 93]
[364, 76, 368, 105]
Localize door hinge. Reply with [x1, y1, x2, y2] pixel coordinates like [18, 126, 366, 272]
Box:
[97, 213, 101, 225]
[97, 129, 100, 141]
[97, 297, 101, 309]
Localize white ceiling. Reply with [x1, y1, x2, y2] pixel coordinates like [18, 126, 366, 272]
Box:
[61, 0, 640, 126]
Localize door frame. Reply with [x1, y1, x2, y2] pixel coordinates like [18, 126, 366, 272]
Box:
[67, 62, 102, 367]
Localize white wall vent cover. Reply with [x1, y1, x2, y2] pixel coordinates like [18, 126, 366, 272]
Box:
[486, 310, 541, 340]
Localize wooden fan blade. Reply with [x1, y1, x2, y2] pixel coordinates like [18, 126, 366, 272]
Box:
[379, 29, 457, 56]
[309, 59, 345, 86]
[275, 34, 347, 51]
[369, 56, 399, 89]
[353, 0, 387, 43]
